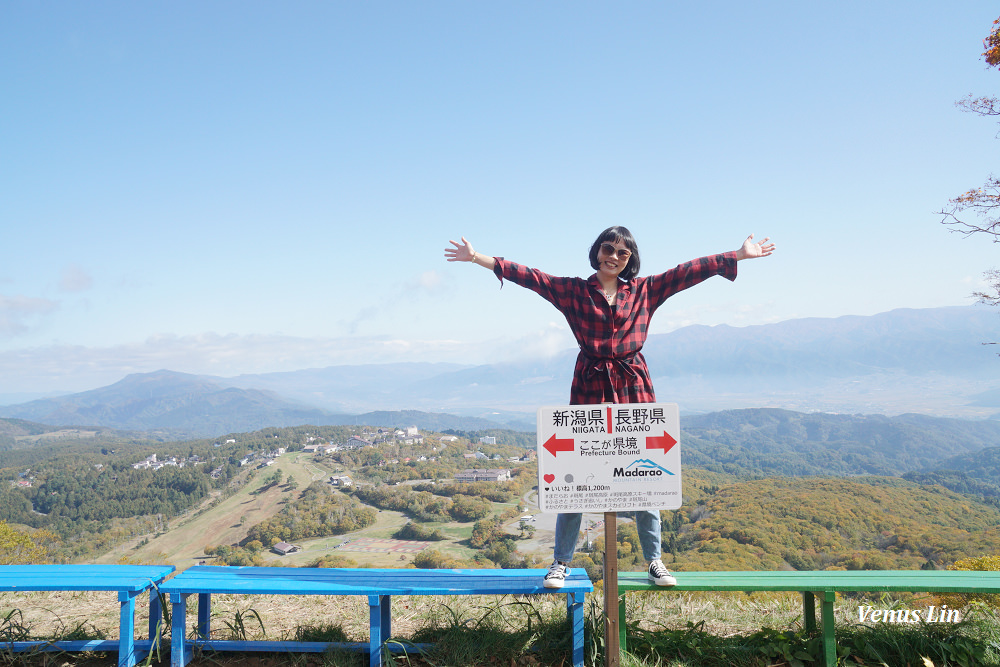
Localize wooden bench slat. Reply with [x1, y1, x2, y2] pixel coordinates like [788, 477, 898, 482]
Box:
[189, 640, 430, 654]
[162, 566, 592, 667]
[0, 564, 174, 667]
[161, 565, 591, 596]
[617, 570, 1000, 593]
[0, 565, 175, 592]
[617, 569, 999, 667]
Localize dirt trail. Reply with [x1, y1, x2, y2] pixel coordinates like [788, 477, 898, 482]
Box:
[100, 452, 319, 569]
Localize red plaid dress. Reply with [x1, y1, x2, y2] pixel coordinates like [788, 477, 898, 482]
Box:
[493, 253, 737, 405]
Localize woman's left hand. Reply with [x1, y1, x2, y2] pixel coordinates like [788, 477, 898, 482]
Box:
[445, 237, 475, 262]
[736, 234, 775, 260]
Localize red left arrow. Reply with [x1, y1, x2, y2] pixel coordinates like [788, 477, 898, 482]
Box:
[646, 431, 677, 453]
[542, 434, 575, 457]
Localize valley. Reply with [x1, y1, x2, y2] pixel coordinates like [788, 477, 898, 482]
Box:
[3, 409, 1000, 579]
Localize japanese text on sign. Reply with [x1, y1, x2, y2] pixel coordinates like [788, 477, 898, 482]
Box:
[537, 403, 682, 512]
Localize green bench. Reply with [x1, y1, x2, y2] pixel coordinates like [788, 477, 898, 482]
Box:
[618, 569, 1000, 667]
[161, 565, 593, 667]
[0, 564, 175, 667]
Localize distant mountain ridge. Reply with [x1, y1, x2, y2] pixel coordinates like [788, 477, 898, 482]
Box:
[0, 370, 529, 438]
[216, 305, 1000, 417]
[1, 306, 999, 437]
[0, 371, 341, 438]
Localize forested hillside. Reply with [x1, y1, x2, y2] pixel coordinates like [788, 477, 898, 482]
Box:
[561, 470, 1000, 581]
[0, 422, 363, 560]
[4, 409, 1000, 572]
[670, 475, 1000, 570]
[903, 446, 1000, 497]
[0, 418, 528, 563]
[682, 408, 1000, 478]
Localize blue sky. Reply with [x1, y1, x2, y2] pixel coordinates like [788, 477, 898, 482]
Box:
[2, 2, 999, 400]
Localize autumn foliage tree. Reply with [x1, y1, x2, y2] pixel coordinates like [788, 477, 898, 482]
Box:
[0, 521, 59, 565]
[939, 16, 1000, 307]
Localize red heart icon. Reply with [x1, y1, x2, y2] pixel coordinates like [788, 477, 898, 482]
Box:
[543, 474, 555, 484]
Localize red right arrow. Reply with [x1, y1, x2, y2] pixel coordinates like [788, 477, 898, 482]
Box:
[542, 434, 575, 457]
[646, 431, 678, 454]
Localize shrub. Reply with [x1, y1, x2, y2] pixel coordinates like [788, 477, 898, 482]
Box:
[394, 522, 446, 541]
[412, 549, 473, 569]
[0, 521, 59, 565]
[938, 554, 1000, 609]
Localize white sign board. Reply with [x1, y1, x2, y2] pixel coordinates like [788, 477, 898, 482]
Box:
[536, 403, 682, 513]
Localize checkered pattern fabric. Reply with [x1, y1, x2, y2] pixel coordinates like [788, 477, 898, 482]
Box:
[493, 252, 737, 404]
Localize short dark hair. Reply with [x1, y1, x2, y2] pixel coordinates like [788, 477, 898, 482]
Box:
[589, 226, 640, 279]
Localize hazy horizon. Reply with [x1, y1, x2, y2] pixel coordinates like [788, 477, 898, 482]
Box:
[3, 304, 997, 424]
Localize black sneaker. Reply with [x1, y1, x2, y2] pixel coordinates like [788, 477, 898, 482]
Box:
[647, 559, 677, 586]
[543, 560, 569, 589]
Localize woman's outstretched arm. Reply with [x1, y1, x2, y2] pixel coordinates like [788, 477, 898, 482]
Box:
[445, 236, 496, 270]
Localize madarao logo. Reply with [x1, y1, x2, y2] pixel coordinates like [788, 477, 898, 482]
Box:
[613, 458, 673, 479]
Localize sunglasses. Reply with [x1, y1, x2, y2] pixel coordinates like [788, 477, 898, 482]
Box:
[600, 243, 632, 260]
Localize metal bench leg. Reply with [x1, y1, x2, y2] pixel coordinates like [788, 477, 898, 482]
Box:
[117, 590, 139, 667]
[368, 594, 391, 667]
[567, 590, 585, 667]
[169, 593, 193, 667]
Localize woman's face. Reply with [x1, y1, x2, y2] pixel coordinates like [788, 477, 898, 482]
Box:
[596, 239, 631, 280]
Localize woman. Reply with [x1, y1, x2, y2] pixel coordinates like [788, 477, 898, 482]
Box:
[444, 227, 775, 588]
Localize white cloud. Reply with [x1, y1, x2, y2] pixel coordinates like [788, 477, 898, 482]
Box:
[0, 295, 57, 336]
[413, 270, 444, 293]
[492, 322, 575, 360]
[59, 264, 93, 292]
[0, 330, 578, 395]
[341, 269, 449, 335]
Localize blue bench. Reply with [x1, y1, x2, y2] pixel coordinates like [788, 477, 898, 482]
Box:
[160, 565, 593, 667]
[0, 564, 175, 667]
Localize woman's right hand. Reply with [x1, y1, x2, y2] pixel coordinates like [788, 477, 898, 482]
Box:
[445, 237, 475, 262]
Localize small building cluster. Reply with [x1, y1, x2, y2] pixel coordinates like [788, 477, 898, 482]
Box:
[455, 468, 512, 483]
[132, 453, 208, 471]
[305, 426, 429, 454]
[304, 437, 371, 454]
[238, 447, 287, 467]
[395, 426, 424, 445]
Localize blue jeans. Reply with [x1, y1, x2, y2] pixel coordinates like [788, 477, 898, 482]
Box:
[553, 510, 661, 563]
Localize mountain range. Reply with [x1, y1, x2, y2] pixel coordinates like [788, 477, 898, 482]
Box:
[1, 305, 999, 437]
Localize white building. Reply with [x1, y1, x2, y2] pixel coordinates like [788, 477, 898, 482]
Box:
[455, 469, 512, 483]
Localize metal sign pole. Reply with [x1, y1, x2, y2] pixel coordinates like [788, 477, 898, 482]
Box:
[603, 511, 620, 667]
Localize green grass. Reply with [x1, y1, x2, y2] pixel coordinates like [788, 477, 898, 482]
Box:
[2, 592, 999, 667]
[5, 580, 1000, 667]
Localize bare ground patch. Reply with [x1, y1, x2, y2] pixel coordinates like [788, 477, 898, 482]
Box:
[106, 453, 324, 569]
